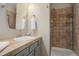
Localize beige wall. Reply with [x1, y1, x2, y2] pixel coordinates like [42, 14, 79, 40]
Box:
[0, 4, 19, 41]
[28, 3, 50, 56]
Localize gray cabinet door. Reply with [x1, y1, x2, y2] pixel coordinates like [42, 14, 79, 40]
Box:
[16, 40, 41, 56]
[16, 48, 29, 56]
[35, 46, 40, 56]
[30, 42, 38, 52]
[28, 51, 34, 56]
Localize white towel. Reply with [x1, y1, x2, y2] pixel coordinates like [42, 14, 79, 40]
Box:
[30, 15, 37, 31]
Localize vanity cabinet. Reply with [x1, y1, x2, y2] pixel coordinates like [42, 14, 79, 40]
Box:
[35, 46, 40, 56]
[28, 51, 35, 56]
[15, 40, 41, 56]
[16, 48, 29, 56]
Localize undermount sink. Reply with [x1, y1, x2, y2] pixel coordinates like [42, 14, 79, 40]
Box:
[14, 36, 34, 41]
[0, 41, 9, 51]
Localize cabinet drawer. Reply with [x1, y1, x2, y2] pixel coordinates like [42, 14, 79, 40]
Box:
[16, 48, 29, 56]
[30, 42, 38, 52]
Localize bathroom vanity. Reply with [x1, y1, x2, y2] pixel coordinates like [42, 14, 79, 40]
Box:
[0, 36, 42, 56]
[16, 37, 41, 56]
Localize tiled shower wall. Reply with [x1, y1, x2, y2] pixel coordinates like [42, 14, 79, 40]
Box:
[73, 4, 79, 55]
[50, 4, 73, 49]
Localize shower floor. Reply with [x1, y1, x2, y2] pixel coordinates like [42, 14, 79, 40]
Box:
[51, 47, 77, 56]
